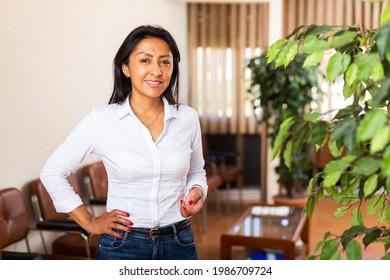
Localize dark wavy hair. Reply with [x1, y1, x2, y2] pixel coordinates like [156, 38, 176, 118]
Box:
[109, 25, 180, 105]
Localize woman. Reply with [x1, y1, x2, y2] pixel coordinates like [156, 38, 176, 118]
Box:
[40, 25, 208, 260]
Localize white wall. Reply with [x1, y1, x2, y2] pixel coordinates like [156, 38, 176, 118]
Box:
[0, 0, 187, 252]
[0, 0, 188, 190]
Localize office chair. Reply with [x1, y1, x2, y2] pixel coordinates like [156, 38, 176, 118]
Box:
[28, 173, 99, 258]
[202, 133, 243, 213]
[0, 187, 43, 260]
[0, 187, 87, 260]
[200, 159, 223, 233]
[81, 161, 108, 215]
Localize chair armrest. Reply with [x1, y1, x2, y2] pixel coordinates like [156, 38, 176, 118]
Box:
[89, 198, 107, 205]
[2, 251, 43, 260]
[36, 221, 88, 235]
[207, 150, 240, 162]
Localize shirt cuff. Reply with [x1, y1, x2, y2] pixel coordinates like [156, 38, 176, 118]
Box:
[185, 185, 206, 202]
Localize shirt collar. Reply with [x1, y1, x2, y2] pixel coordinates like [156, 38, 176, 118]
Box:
[115, 96, 178, 121]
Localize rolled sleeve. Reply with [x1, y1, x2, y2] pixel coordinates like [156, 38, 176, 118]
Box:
[40, 110, 96, 213]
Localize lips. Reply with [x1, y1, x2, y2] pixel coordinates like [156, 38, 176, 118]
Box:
[145, 80, 162, 87]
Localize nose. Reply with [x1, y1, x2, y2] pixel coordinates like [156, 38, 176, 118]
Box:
[151, 62, 162, 76]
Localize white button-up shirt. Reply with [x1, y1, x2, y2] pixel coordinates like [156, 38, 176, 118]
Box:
[40, 97, 207, 227]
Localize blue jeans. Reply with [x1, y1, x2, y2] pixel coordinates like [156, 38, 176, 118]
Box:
[95, 220, 197, 260]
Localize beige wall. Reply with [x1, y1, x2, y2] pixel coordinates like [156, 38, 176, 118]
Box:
[0, 0, 188, 190]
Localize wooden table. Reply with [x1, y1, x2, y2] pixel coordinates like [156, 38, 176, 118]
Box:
[220, 205, 309, 260]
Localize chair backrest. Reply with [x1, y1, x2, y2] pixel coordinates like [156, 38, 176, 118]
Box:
[201, 133, 209, 156]
[29, 173, 82, 222]
[0, 187, 29, 248]
[82, 161, 108, 200]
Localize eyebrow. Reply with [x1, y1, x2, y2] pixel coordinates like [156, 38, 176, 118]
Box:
[136, 52, 172, 58]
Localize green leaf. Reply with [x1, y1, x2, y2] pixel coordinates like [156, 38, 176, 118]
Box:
[333, 104, 362, 120]
[333, 206, 349, 218]
[376, 22, 390, 59]
[370, 126, 390, 154]
[303, 25, 332, 37]
[372, 78, 390, 107]
[303, 51, 324, 67]
[381, 253, 390, 260]
[385, 205, 390, 224]
[275, 41, 299, 68]
[356, 110, 388, 143]
[323, 172, 342, 188]
[345, 63, 358, 87]
[328, 140, 343, 157]
[351, 157, 381, 176]
[323, 159, 350, 175]
[380, 3, 390, 25]
[386, 177, 390, 195]
[326, 52, 344, 82]
[341, 53, 351, 73]
[331, 117, 356, 151]
[378, 207, 386, 224]
[266, 38, 287, 64]
[371, 60, 384, 82]
[271, 117, 295, 160]
[345, 239, 362, 260]
[328, 31, 357, 48]
[367, 195, 384, 215]
[329, 252, 341, 260]
[343, 81, 358, 99]
[381, 146, 390, 178]
[301, 35, 329, 54]
[362, 228, 382, 248]
[303, 111, 321, 123]
[307, 177, 315, 195]
[283, 140, 293, 170]
[351, 208, 364, 226]
[341, 175, 360, 195]
[320, 239, 340, 260]
[341, 225, 364, 249]
[310, 121, 329, 147]
[364, 174, 379, 198]
[304, 196, 316, 218]
[355, 53, 377, 82]
[285, 25, 305, 40]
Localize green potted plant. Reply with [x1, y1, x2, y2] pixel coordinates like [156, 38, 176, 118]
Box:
[247, 52, 323, 203]
[267, 2, 390, 259]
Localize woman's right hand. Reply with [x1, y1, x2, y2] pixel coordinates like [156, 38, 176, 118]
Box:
[90, 209, 133, 239]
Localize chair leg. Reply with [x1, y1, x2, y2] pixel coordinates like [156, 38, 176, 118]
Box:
[25, 236, 31, 253]
[202, 200, 208, 234]
[214, 189, 222, 218]
[80, 233, 91, 258]
[238, 183, 244, 207]
[225, 182, 232, 214]
[38, 230, 48, 254]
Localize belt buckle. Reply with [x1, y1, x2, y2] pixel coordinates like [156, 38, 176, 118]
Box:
[149, 228, 159, 238]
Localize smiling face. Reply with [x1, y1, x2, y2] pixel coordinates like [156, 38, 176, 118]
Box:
[122, 37, 173, 100]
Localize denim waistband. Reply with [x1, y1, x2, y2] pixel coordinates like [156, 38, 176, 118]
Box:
[130, 219, 191, 238]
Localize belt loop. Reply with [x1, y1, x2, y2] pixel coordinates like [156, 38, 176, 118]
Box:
[171, 222, 178, 235]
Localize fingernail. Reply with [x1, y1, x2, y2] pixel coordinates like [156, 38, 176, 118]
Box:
[120, 234, 124, 239]
[126, 213, 130, 217]
[188, 200, 193, 205]
[129, 221, 134, 226]
[180, 200, 183, 204]
[183, 206, 187, 210]
[127, 228, 131, 232]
